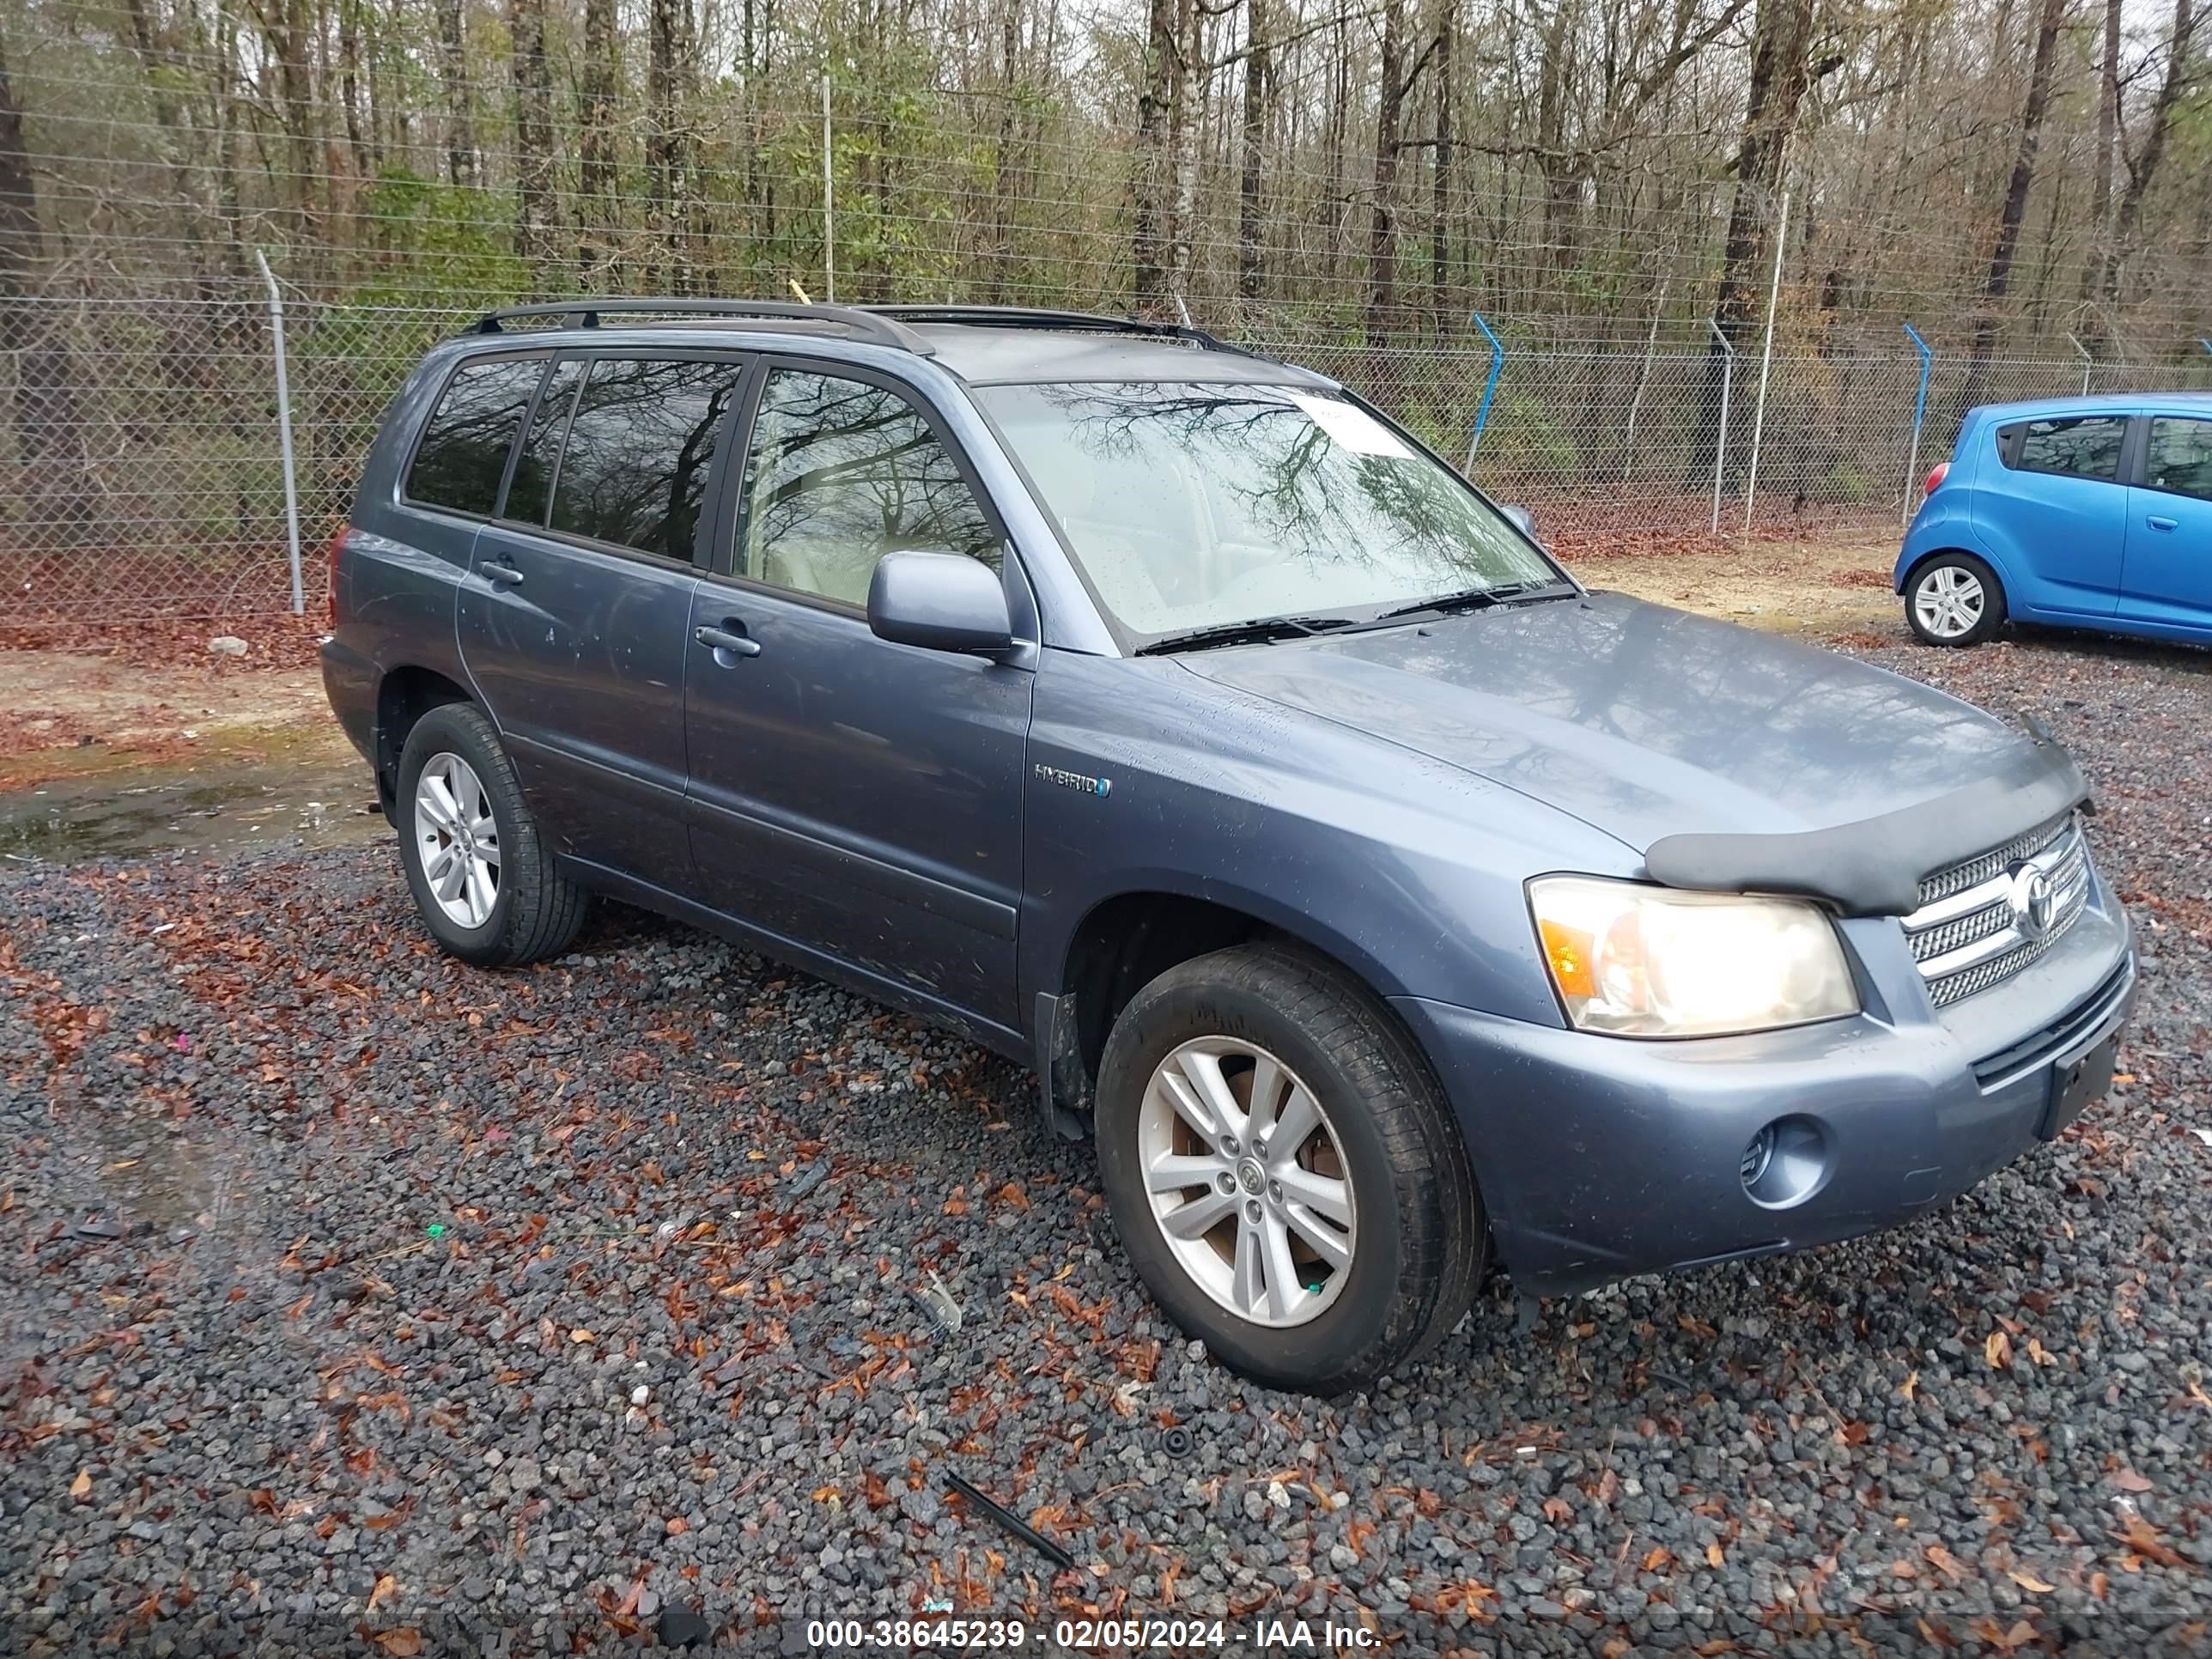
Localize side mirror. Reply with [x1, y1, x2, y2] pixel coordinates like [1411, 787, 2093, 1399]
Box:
[1499, 503, 1538, 542]
[866, 550, 1015, 656]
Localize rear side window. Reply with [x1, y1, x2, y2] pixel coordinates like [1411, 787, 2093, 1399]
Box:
[2144, 417, 2212, 502]
[550, 357, 748, 559]
[503, 358, 583, 526]
[1996, 416, 2125, 482]
[404, 356, 545, 514]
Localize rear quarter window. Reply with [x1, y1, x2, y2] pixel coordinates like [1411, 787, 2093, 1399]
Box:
[404, 356, 546, 514]
[1995, 415, 2125, 482]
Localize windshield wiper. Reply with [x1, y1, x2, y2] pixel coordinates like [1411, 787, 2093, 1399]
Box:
[1134, 614, 1359, 655]
[1370, 578, 1577, 624]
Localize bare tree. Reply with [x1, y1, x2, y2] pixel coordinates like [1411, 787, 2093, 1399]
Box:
[2100, 0, 2198, 306]
[512, 0, 557, 274]
[0, 38, 94, 544]
[579, 0, 620, 279]
[1966, 0, 2068, 395]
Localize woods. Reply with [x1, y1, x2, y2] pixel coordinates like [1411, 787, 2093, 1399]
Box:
[0, 0, 2202, 350]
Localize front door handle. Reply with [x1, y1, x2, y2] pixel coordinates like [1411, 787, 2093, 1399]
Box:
[695, 623, 762, 659]
[483, 559, 526, 586]
[2147, 515, 2179, 532]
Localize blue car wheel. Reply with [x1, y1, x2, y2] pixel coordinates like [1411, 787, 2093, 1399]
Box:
[1906, 552, 2008, 647]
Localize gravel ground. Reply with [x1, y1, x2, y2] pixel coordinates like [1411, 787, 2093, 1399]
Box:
[3, 628, 2210, 1659]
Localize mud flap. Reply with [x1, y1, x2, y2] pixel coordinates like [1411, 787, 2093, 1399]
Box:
[1031, 990, 1092, 1141]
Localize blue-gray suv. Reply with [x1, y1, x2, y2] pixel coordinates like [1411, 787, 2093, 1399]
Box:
[325, 301, 2136, 1394]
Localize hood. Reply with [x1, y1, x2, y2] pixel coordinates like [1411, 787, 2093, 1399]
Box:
[1176, 591, 2037, 855]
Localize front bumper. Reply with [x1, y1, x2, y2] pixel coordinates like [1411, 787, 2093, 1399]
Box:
[1392, 872, 2134, 1296]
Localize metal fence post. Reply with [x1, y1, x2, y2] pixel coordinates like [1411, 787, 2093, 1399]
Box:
[1900, 322, 1932, 526]
[1742, 188, 1789, 534]
[1706, 319, 1735, 535]
[2067, 332, 2092, 396]
[253, 251, 306, 616]
[1463, 313, 1504, 471]
[821, 73, 836, 302]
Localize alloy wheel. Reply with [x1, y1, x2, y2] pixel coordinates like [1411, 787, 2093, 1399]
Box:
[1913, 565, 1985, 639]
[1136, 1036, 1358, 1328]
[413, 751, 501, 928]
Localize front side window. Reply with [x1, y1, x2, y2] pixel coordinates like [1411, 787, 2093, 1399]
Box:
[404, 356, 544, 514]
[2145, 417, 2212, 502]
[737, 368, 999, 607]
[550, 356, 748, 558]
[2004, 416, 2126, 482]
[976, 380, 1556, 641]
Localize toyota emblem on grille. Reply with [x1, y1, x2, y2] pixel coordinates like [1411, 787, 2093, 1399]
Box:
[2009, 864, 2058, 940]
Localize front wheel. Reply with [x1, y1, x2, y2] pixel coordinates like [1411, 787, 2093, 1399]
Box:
[1906, 552, 2006, 647]
[1094, 943, 1485, 1395]
[396, 702, 588, 966]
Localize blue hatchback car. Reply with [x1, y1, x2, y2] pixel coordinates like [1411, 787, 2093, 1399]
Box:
[1897, 392, 2212, 647]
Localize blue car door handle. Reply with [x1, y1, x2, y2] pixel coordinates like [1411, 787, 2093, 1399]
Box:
[2146, 515, 2179, 532]
[696, 623, 762, 659]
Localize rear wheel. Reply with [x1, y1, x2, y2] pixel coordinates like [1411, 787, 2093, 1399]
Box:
[1095, 943, 1484, 1395]
[396, 702, 587, 966]
[1906, 552, 2006, 647]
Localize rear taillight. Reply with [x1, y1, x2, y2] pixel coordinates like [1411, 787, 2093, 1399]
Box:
[1923, 462, 1950, 495]
[326, 526, 351, 619]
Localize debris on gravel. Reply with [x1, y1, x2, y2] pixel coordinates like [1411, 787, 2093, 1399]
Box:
[3, 629, 2209, 1656]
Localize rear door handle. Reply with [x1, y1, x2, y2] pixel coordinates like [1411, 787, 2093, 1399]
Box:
[2147, 515, 2179, 532]
[695, 623, 762, 659]
[483, 559, 526, 586]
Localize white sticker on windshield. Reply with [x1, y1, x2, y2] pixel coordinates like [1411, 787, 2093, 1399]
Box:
[1286, 392, 1416, 459]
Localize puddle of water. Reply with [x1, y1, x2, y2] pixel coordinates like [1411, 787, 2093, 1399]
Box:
[0, 746, 388, 863]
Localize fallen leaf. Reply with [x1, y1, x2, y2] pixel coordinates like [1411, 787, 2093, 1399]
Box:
[1927, 1544, 1967, 1583]
[69, 1469, 91, 1500]
[2112, 1468, 2154, 1493]
[1542, 1496, 1572, 1525]
[665, 1516, 689, 1534]
[1985, 1330, 2012, 1370]
[568, 1329, 593, 1344]
[1705, 1540, 1725, 1569]
[1642, 1546, 1672, 1573]
[368, 1574, 398, 1611]
[2008, 1570, 2055, 1594]
[2112, 1512, 2187, 1568]
[371, 1633, 422, 1657]
[1900, 1370, 1918, 1402]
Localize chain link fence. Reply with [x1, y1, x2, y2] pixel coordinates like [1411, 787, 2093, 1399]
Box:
[4, 288, 2209, 626]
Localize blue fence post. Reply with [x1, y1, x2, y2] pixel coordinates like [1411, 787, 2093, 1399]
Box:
[1900, 322, 1932, 526]
[1463, 313, 1504, 471]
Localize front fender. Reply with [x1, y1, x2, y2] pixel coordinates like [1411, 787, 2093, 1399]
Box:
[1016, 651, 1640, 1031]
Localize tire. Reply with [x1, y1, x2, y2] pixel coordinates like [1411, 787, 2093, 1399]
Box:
[1905, 552, 2006, 647]
[1094, 942, 1485, 1395]
[395, 702, 587, 967]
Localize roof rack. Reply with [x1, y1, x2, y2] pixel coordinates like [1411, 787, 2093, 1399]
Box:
[471, 298, 935, 356]
[861, 304, 1252, 356]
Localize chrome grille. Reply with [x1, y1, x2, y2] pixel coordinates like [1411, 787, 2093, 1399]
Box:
[1914, 814, 2073, 908]
[1903, 813, 2093, 1008]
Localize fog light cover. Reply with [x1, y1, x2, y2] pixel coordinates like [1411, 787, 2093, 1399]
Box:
[1741, 1115, 1827, 1209]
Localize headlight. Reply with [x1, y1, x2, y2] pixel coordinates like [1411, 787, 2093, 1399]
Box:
[1528, 876, 1858, 1037]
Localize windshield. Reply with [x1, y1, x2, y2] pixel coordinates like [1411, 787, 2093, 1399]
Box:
[976, 380, 1560, 642]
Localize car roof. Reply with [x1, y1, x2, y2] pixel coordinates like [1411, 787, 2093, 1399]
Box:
[450, 302, 1336, 391]
[1973, 391, 2212, 419]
